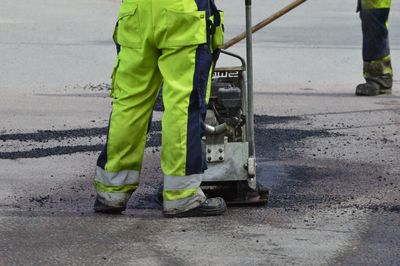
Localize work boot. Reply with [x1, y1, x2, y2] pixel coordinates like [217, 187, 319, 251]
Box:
[355, 75, 393, 96]
[163, 197, 227, 218]
[93, 198, 126, 214]
[356, 59, 393, 96]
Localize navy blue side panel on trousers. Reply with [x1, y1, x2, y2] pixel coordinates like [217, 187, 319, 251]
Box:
[359, 6, 390, 61]
[186, 0, 213, 175]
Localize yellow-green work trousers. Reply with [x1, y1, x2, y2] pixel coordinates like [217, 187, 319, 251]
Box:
[94, 0, 223, 214]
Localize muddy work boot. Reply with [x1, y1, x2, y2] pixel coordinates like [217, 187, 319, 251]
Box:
[356, 59, 393, 96]
[355, 75, 393, 96]
[93, 198, 126, 214]
[164, 197, 227, 218]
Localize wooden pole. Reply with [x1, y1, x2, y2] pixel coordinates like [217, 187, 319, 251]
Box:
[221, 0, 307, 50]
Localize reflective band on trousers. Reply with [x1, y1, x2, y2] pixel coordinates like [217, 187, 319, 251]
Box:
[163, 188, 206, 214]
[94, 181, 138, 193]
[95, 166, 139, 187]
[163, 188, 198, 201]
[163, 173, 203, 190]
[96, 190, 132, 208]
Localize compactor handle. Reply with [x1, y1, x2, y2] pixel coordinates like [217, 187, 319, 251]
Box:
[222, 0, 308, 50]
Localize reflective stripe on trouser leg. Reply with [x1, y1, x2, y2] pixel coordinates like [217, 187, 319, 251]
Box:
[94, 167, 140, 207]
[158, 0, 213, 213]
[94, 0, 163, 207]
[163, 174, 206, 213]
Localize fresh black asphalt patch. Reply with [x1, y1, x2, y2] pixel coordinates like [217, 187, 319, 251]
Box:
[0, 115, 335, 160]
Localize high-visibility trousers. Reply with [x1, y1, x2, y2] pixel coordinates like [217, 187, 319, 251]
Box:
[94, 0, 224, 214]
[358, 0, 392, 77]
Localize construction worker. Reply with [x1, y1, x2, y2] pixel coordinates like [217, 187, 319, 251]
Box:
[93, 0, 227, 217]
[356, 0, 393, 96]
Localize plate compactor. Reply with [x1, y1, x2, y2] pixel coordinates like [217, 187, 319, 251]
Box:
[201, 0, 269, 205]
[201, 0, 307, 204]
[201, 51, 268, 205]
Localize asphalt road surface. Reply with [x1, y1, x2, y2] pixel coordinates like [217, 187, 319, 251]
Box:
[1, 0, 400, 265]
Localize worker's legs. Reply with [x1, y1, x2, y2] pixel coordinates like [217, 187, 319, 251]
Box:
[356, 0, 392, 96]
[94, 0, 162, 211]
[95, 0, 226, 216]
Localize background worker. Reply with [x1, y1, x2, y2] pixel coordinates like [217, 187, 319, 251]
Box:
[93, 0, 226, 218]
[356, 0, 393, 96]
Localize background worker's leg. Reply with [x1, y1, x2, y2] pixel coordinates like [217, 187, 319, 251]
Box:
[356, 0, 392, 96]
